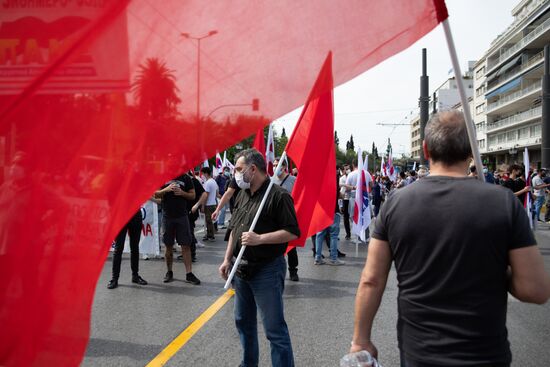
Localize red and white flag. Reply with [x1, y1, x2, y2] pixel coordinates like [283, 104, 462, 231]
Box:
[524, 147, 533, 228]
[266, 124, 275, 176]
[352, 148, 372, 241]
[214, 152, 224, 176]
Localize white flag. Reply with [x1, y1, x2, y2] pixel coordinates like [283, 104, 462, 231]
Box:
[352, 147, 372, 241]
[524, 148, 533, 229]
[266, 123, 275, 176]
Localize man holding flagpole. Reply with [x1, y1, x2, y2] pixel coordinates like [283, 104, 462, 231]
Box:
[219, 149, 300, 367]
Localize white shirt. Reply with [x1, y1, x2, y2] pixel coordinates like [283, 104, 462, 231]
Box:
[532, 175, 545, 197]
[203, 178, 219, 206]
[339, 174, 349, 200]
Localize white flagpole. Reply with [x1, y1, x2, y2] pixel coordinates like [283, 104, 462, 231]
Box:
[442, 19, 484, 183]
[224, 151, 288, 289]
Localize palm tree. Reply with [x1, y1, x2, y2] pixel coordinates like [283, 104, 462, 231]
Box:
[132, 58, 181, 119]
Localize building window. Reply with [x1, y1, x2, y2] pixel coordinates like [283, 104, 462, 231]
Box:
[488, 135, 497, 145]
[476, 85, 486, 97]
[478, 139, 486, 149]
[497, 133, 506, 143]
[530, 124, 541, 137]
[506, 131, 516, 142]
[476, 66, 486, 80]
[518, 127, 529, 139]
[476, 103, 486, 115]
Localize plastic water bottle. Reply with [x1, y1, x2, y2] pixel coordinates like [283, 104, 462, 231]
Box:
[340, 350, 381, 367]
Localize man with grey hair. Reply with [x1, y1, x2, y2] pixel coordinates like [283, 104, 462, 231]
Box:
[350, 110, 550, 366]
[219, 148, 300, 367]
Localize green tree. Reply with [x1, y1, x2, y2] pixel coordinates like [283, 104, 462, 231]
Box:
[334, 131, 340, 146]
[132, 58, 181, 119]
[346, 134, 355, 152]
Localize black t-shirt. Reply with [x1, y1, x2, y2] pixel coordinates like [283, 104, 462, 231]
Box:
[502, 177, 526, 204]
[372, 175, 536, 366]
[229, 178, 300, 262]
[161, 174, 194, 218]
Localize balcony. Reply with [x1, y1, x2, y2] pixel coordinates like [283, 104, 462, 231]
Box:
[486, 51, 543, 95]
[486, 106, 542, 133]
[488, 16, 550, 73]
[487, 136, 541, 153]
[486, 82, 541, 113]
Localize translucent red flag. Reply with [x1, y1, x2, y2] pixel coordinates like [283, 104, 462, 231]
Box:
[287, 52, 336, 249]
[0, 1, 448, 366]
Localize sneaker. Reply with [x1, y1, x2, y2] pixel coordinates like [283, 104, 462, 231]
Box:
[337, 250, 346, 258]
[328, 259, 345, 266]
[220, 225, 227, 229]
[196, 241, 206, 248]
[208, 237, 216, 242]
[132, 275, 148, 285]
[163, 271, 174, 283]
[177, 254, 183, 260]
[202, 236, 209, 241]
[185, 272, 201, 285]
[345, 236, 351, 241]
[192, 256, 197, 263]
[314, 259, 326, 265]
[107, 279, 118, 289]
[289, 270, 299, 282]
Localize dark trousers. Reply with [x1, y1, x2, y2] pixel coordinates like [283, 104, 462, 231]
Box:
[112, 211, 142, 279]
[399, 351, 509, 367]
[342, 199, 351, 237]
[189, 215, 198, 258]
[287, 247, 298, 272]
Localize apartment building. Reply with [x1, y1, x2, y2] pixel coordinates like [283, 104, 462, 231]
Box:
[481, 0, 550, 168]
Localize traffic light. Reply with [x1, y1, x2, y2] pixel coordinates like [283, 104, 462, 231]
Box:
[252, 98, 259, 111]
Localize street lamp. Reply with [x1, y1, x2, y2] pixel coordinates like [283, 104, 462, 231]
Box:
[181, 30, 218, 120]
[181, 30, 218, 159]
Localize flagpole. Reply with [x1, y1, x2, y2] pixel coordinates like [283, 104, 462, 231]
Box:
[442, 19, 484, 183]
[224, 151, 288, 289]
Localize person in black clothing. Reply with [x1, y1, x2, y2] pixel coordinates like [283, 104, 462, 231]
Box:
[107, 210, 148, 289]
[187, 171, 205, 262]
[502, 164, 530, 205]
[350, 110, 550, 366]
[155, 174, 200, 285]
[371, 175, 382, 218]
[219, 149, 300, 367]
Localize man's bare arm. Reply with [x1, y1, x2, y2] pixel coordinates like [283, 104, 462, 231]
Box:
[350, 238, 392, 358]
[509, 245, 550, 304]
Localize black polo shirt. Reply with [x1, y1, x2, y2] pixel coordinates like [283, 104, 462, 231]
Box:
[229, 178, 300, 262]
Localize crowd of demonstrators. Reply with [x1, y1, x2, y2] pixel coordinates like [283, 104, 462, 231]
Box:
[215, 167, 231, 229]
[350, 110, 550, 367]
[339, 164, 352, 240]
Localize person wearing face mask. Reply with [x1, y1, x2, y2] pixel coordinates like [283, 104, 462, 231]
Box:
[219, 149, 300, 367]
[273, 157, 299, 281]
[483, 166, 496, 184]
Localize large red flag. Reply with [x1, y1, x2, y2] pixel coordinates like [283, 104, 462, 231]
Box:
[0, 1, 448, 366]
[252, 128, 266, 156]
[287, 52, 336, 248]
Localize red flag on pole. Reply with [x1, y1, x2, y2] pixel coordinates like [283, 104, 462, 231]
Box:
[266, 124, 276, 176]
[286, 52, 336, 249]
[252, 128, 266, 156]
[0, 1, 448, 365]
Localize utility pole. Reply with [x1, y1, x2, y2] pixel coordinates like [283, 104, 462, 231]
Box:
[419, 48, 430, 165]
[542, 44, 550, 168]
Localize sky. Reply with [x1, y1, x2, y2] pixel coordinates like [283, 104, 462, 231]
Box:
[272, 0, 519, 157]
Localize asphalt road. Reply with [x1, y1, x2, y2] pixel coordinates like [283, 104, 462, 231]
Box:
[82, 219, 550, 367]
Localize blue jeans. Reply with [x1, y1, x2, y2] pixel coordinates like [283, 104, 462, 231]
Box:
[233, 256, 294, 367]
[534, 195, 545, 221]
[217, 203, 227, 226]
[315, 213, 341, 261]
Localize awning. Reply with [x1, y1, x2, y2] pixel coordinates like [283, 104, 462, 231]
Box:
[495, 55, 522, 77]
[485, 76, 522, 99]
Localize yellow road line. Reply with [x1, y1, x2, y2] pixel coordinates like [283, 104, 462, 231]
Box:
[145, 289, 235, 367]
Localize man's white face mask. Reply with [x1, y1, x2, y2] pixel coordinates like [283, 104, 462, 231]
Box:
[235, 166, 253, 189]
